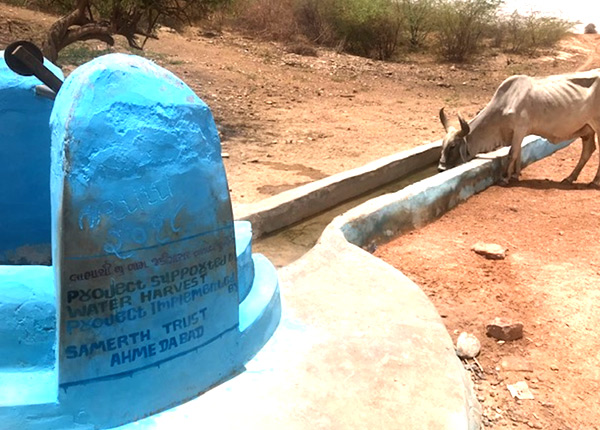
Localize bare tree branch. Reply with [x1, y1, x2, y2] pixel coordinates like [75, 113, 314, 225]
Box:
[41, 0, 223, 62]
[61, 24, 115, 49]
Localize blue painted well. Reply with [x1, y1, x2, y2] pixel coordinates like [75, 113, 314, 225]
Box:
[0, 53, 63, 264]
[0, 53, 280, 429]
[0, 221, 280, 429]
[0, 265, 55, 369]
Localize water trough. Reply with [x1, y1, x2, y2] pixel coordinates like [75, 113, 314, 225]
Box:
[236, 144, 441, 267]
[214, 135, 570, 430]
[237, 137, 570, 268]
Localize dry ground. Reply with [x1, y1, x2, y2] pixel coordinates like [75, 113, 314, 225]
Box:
[376, 143, 600, 430]
[3, 3, 600, 429]
[3, 3, 600, 208]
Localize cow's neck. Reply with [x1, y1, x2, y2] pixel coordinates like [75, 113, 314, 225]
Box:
[466, 108, 508, 155]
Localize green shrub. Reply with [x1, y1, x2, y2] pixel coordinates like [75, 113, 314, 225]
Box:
[399, 0, 437, 51]
[434, 0, 502, 62]
[320, 0, 403, 60]
[530, 15, 573, 49]
[499, 11, 574, 55]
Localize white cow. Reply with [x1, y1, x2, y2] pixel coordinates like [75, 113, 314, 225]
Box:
[438, 68, 600, 186]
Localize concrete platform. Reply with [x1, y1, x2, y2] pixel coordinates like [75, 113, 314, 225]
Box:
[110, 137, 569, 430]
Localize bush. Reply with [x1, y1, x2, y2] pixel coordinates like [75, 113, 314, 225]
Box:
[399, 0, 437, 51]
[485, 15, 507, 48]
[434, 0, 502, 62]
[532, 16, 573, 48]
[232, 0, 300, 41]
[319, 0, 403, 60]
[293, 0, 335, 45]
[498, 11, 573, 55]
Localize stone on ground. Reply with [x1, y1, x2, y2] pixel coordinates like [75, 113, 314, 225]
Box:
[471, 242, 507, 260]
[486, 318, 524, 341]
[456, 332, 481, 359]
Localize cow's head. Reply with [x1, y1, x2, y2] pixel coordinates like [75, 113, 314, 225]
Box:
[438, 108, 471, 172]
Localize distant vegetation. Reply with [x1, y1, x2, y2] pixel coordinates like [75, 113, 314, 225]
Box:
[584, 23, 597, 34]
[232, 0, 575, 62]
[3, 0, 576, 63]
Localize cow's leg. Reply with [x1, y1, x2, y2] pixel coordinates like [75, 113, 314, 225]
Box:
[581, 120, 600, 187]
[563, 128, 596, 184]
[590, 125, 600, 187]
[503, 130, 526, 183]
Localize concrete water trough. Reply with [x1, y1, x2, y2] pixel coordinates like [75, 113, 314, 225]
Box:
[205, 135, 569, 430]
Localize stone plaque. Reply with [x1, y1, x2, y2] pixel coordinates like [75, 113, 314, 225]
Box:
[51, 54, 238, 386]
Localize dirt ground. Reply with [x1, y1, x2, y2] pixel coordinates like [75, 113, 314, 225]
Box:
[3, 3, 600, 429]
[3, 3, 600, 208]
[375, 143, 600, 429]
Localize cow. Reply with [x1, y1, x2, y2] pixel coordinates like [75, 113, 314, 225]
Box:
[438, 68, 600, 186]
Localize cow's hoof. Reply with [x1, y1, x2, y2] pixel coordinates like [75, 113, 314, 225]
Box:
[499, 177, 510, 186]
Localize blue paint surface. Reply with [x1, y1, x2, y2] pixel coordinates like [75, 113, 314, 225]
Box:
[0, 265, 55, 369]
[0, 53, 279, 429]
[50, 54, 278, 428]
[0, 221, 280, 429]
[0, 53, 63, 264]
[52, 53, 238, 417]
[235, 220, 255, 301]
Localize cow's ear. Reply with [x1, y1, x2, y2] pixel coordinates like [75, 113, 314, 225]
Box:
[439, 108, 450, 132]
[458, 114, 470, 137]
[459, 140, 470, 162]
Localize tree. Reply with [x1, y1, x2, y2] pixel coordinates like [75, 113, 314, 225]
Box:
[400, 0, 437, 51]
[40, 0, 224, 62]
[584, 23, 597, 34]
[434, 0, 502, 62]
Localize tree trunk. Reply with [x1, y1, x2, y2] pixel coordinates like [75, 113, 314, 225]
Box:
[41, 0, 167, 64]
[42, 0, 90, 62]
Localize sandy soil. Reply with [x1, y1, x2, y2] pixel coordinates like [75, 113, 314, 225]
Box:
[376, 143, 600, 430]
[148, 30, 600, 213]
[3, 3, 600, 208]
[3, 3, 600, 428]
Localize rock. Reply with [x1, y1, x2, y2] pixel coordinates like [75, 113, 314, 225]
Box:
[456, 332, 481, 359]
[486, 318, 523, 341]
[158, 25, 177, 34]
[507, 381, 534, 400]
[472, 242, 507, 260]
